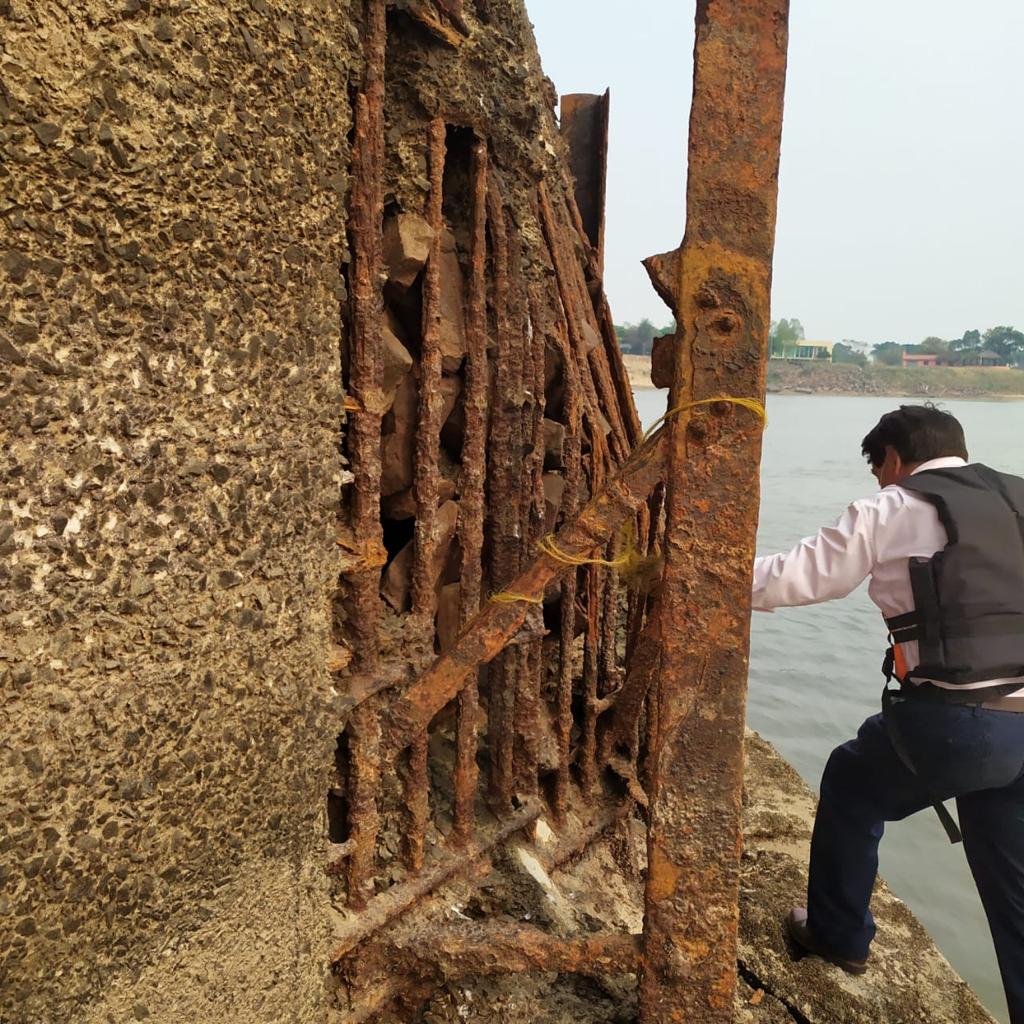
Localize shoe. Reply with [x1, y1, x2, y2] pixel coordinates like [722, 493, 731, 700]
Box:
[785, 907, 868, 975]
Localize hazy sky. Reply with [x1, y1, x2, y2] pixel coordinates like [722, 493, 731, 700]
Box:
[528, 1, 1024, 347]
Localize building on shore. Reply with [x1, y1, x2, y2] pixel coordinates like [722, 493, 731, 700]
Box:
[770, 340, 834, 362]
[901, 349, 1008, 368]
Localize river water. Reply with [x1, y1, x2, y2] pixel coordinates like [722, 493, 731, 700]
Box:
[633, 389, 1024, 1023]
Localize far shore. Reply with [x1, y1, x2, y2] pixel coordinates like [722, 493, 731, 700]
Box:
[620, 354, 1024, 401]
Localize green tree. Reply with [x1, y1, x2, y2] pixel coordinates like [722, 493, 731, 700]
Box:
[872, 342, 905, 366]
[633, 318, 657, 356]
[616, 319, 675, 356]
[768, 318, 805, 357]
[952, 329, 981, 352]
[916, 336, 950, 355]
[833, 342, 868, 367]
[982, 326, 1024, 365]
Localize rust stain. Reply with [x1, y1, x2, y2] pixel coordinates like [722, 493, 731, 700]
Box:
[639, 0, 790, 1021]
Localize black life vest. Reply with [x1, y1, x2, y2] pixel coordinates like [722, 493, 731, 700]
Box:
[883, 463, 1024, 691]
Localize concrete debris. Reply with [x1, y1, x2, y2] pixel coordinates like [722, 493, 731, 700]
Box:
[384, 212, 435, 289]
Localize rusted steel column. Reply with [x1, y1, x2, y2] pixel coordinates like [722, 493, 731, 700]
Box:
[453, 137, 489, 846]
[344, 0, 387, 910]
[639, 2, 789, 1021]
[560, 90, 610, 274]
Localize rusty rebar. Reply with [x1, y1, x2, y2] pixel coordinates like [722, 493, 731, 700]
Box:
[484, 180, 518, 814]
[346, 702, 381, 909]
[639, 1, 789, 1020]
[331, 798, 543, 962]
[411, 118, 448, 620]
[453, 136, 490, 846]
[342, 0, 387, 909]
[389, 923, 640, 979]
[382, 428, 667, 752]
[548, 297, 585, 824]
[538, 184, 617, 478]
[403, 733, 429, 874]
[539, 182, 630, 466]
[579, 561, 600, 796]
[404, 118, 448, 873]
[344, 0, 387, 674]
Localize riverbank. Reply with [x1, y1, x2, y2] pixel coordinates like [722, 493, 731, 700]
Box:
[621, 354, 1024, 399]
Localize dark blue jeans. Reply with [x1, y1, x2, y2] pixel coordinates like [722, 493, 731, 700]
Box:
[808, 699, 1024, 1023]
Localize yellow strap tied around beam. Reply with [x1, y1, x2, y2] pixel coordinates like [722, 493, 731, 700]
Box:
[491, 396, 767, 604]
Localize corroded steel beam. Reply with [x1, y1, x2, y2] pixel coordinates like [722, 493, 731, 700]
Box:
[390, 923, 640, 978]
[639, 2, 789, 1022]
[381, 427, 666, 752]
[560, 91, 610, 274]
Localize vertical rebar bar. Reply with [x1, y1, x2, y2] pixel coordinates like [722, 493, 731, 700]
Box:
[549, 303, 584, 823]
[453, 137, 489, 846]
[484, 180, 517, 814]
[403, 118, 448, 872]
[412, 118, 448, 620]
[343, 0, 387, 908]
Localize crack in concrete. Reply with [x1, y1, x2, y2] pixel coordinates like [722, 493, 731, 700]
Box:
[737, 959, 812, 1024]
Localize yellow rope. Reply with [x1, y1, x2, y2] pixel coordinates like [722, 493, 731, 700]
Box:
[641, 394, 767, 445]
[494, 396, 768, 603]
[489, 590, 544, 605]
[536, 533, 629, 569]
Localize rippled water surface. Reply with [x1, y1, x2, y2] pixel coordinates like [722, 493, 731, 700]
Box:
[633, 389, 1024, 1023]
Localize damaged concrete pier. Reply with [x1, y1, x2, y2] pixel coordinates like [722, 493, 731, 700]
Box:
[0, 0, 1000, 1021]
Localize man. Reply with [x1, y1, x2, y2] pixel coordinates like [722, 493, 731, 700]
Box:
[752, 404, 1024, 1023]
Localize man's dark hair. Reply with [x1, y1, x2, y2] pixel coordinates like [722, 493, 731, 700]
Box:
[861, 404, 968, 467]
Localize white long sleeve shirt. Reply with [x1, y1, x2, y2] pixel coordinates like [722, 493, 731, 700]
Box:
[752, 456, 1024, 695]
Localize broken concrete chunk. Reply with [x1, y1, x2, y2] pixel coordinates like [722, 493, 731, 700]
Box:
[380, 471, 456, 520]
[382, 213, 433, 289]
[543, 341, 565, 418]
[380, 370, 417, 496]
[542, 473, 566, 533]
[437, 248, 468, 372]
[580, 319, 602, 354]
[542, 418, 565, 469]
[31, 122, 61, 147]
[382, 311, 414, 407]
[440, 377, 466, 458]
[651, 333, 675, 389]
[506, 844, 578, 935]
[436, 581, 461, 653]
[380, 500, 459, 613]
[439, 373, 462, 431]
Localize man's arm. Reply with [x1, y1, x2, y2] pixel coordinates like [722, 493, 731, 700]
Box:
[753, 498, 878, 611]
